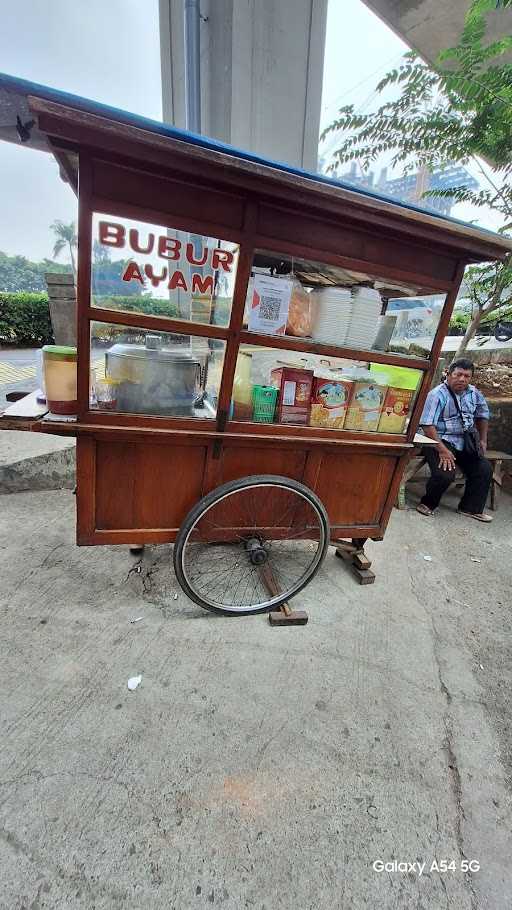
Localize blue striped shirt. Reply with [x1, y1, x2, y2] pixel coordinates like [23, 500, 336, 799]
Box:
[420, 381, 490, 451]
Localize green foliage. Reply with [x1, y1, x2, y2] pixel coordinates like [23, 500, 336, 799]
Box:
[0, 292, 53, 345]
[0, 251, 70, 293]
[486, 302, 512, 324]
[92, 258, 145, 297]
[449, 312, 470, 335]
[322, 0, 512, 174]
[449, 301, 512, 334]
[92, 295, 179, 318]
[91, 296, 181, 343]
[322, 0, 512, 355]
[465, 260, 512, 308]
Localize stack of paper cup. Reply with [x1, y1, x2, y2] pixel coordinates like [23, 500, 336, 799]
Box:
[345, 287, 382, 350]
[310, 287, 353, 346]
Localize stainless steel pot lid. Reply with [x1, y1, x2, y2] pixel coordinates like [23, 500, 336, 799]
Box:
[106, 343, 201, 365]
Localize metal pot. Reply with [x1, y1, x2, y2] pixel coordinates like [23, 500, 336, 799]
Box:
[105, 336, 201, 416]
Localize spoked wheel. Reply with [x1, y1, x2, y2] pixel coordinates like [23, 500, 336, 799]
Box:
[173, 475, 330, 615]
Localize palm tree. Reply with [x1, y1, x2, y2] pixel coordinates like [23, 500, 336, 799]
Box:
[51, 220, 77, 279]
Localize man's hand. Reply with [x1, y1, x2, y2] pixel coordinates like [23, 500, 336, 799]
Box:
[437, 444, 456, 471]
[475, 418, 488, 456]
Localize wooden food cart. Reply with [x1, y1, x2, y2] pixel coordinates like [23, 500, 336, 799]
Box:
[1, 74, 510, 618]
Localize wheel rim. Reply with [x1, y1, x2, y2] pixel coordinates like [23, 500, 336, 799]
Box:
[179, 481, 327, 613]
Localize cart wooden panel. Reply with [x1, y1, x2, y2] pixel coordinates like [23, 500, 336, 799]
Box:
[76, 431, 405, 545]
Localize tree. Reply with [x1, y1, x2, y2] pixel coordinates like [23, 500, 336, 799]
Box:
[0, 250, 69, 293]
[322, 0, 512, 356]
[51, 220, 78, 278]
[0, 251, 46, 292]
[93, 239, 111, 266]
[91, 241, 145, 297]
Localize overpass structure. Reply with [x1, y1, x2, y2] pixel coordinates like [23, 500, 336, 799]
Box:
[158, 0, 512, 172]
[362, 0, 512, 69]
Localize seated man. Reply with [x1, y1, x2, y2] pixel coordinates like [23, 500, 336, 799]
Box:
[417, 358, 492, 522]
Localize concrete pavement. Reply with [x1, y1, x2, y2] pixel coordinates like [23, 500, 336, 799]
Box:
[1, 485, 512, 909]
[0, 430, 75, 493]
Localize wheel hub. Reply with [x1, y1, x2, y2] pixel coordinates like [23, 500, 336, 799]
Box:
[245, 537, 268, 566]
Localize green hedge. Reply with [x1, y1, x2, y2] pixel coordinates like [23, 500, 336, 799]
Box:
[92, 295, 180, 319]
[0, 292, 54, 345]
[448, 313, 470, 336]
[0, 293, 182, 346]
[91, 295, 181, 344]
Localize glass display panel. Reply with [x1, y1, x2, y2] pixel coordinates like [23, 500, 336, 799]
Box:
[90, 321, 225, 419]
[243, 249, 445, 357]
[230, 343, 422, 435]
[91, 213, 239, 328]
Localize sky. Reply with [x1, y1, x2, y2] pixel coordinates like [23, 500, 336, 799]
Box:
[0, 0, 161, 262]
[320, 0, 407, 134]
[0, 0, 501, 263]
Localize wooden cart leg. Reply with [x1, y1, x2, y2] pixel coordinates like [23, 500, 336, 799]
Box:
[490, 459, 503, 511]
[129, 544, 145, 555]
[334, 537, 376, 585]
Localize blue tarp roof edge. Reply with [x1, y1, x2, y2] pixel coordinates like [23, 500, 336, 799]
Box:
[0, 70, 501, 239]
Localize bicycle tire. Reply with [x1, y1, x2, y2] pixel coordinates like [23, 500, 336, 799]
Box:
[173, 474, 330, 615]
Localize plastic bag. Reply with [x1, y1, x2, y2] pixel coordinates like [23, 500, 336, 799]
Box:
[286, 279, 312, 338]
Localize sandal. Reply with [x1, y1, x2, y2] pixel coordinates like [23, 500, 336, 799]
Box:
[416, 504, 433, 516]
[458, 510, 493, 523]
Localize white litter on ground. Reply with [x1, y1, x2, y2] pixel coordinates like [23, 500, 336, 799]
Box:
[127, 675, 142, 691]
[130, 617, 143, 624]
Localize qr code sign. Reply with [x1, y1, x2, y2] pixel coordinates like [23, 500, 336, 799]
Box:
[259, 294, 282, 322]
[249, 275, 292, 334]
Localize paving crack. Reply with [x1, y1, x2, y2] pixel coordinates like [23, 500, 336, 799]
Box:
[124, 557, 142, 583]
[406, 546, 478, 909]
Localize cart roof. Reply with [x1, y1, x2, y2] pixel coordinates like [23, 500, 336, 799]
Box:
[1, 70, 510, 263]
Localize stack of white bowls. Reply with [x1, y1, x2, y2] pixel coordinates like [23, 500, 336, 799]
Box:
[310, 287, 353, 345]
[345, 286, 382, 350]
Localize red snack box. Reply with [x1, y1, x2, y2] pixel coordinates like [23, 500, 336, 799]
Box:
[270, 366, 314, 424]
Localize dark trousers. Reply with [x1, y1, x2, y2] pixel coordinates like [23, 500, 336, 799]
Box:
[421, 443, 492, 513]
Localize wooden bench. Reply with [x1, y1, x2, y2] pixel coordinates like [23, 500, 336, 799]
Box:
[397, 449, 512, 511]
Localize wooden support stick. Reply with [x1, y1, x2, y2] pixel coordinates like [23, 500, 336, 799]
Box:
[261, 564, 308, 626]
[353, 550, 372, 571]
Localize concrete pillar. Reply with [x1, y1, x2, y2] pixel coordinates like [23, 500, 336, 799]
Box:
[159, 0, 328, 170]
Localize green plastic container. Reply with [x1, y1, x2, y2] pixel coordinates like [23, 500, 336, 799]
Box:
[252, 385, 278, 423]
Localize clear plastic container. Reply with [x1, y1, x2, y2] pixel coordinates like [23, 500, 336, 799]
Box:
[232, 351, 253, 421]
[35, 348, 46, 404]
